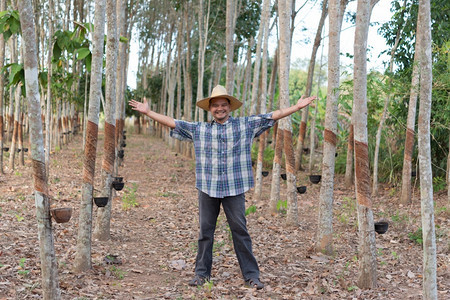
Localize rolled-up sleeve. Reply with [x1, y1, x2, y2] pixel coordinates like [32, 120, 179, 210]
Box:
[248, 112, 276, 138]
[170, 120, 197, 142]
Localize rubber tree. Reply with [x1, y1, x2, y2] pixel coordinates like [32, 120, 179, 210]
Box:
[195, 0, 210, 122]
[278, 0, 298, 225]
[19, 0, 61, 298]
[225, 0, 237, 95]
[417, 0, 437, 298]
[294, 0, 328, 172]
[248, 0, 266, 116]
[93, 0, 119, 241]
[254, 0, 272, 200]
[0, 0, 5, 174]
[315, 0, 347, 255]
[372, 0, 407, 196]
[400, 5, 421, 205]
[45, 0, 54, 176]
[74, 0, 106, 272]
[353, 0, 379, 289]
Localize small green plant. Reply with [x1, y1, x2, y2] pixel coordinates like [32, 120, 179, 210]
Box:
[391, 251, 399, 259]
[53, 177, 61, 183]
[122, 183, 139, 210]
[109, 265, 126, 279]
[432, 176, 446, 192]
[347, 285, 358, 291]
[408, 228, 423, 245]
[276, 199, 287, 214]
[15, 213, 24, 222]
[18, 258, 30, 276]
[14, 170, 22, 177]
[245, 205, 257, 216]
[391, 211, 408, 223]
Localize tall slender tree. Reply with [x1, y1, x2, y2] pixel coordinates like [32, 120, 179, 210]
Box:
[93, 0, 119, 241]
[0, 0, 5, 174]
[316, 0, 347, 255]
[254, 0, 272, 199]
[74, 0, 106, 272]
[294, 0, 328, 172]
[278, 0, 298, 225]
[353, 0, 378, 288]
[417, 0, 437, 298]
[19, 0, 61, 298]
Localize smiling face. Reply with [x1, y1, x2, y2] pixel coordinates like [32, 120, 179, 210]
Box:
[209, 97, 231, 124]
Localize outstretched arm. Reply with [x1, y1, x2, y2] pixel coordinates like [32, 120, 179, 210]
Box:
[271, 95, 317, 121]
[129, 98, 176, 129]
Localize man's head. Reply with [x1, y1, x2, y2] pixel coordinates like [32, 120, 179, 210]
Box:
[209, 97, 231, 123]
[196, 85, 242, 114]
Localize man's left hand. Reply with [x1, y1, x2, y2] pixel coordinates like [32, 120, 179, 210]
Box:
[296, 95, 317, 110]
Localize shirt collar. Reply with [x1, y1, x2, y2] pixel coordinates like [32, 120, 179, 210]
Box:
[211, 116, 234, 125]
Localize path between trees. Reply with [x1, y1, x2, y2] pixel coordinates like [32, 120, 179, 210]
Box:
[0, 132, 448, 299]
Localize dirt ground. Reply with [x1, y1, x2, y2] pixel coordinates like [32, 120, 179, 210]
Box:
[0, 130, 449, 299]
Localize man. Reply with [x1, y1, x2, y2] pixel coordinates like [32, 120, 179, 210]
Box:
[129, 85, 316, 289]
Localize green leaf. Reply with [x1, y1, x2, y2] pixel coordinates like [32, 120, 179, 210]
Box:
[76, 47, 91, 60]
[0, 11, 9, 18]
[85, 53, 92, 72]
[10, 18, 20, 34]
[10, 10, 19, 21]
[119, 36, 128, 43]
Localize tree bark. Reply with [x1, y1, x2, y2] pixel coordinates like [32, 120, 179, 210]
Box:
[400, 9, 420, 205]
[0, 0, 5, 174]
[93, 0, 119, 241]
[19, 0, 61, 298]
[249, 0, 268, 116]
[417, 0, 437, 298]
[353, 0, 377, 289]
[294, 0, 328, 172]
[278, 0, 297, 226]
[373, 0, 407, 196]
[45, 0, 54, 177]
[254, 0, 271, 200]
[315, 0, 346, 255]
[225, 0, 236, 95]
[74, 0, 106, 272]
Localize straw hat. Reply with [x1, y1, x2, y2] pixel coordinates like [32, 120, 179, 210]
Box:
[196, 85, 242, 111]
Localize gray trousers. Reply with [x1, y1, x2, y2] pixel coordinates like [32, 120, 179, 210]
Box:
[195, 190, 260, 280]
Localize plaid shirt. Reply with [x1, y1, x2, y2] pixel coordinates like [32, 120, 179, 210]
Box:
[170, 113, 276, 198]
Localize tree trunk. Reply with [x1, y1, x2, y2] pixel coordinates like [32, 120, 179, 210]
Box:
[241, 37, 254, 116]
[344, 122, 354, 187]
[225, 0, 236, 95]
[45, 0, 54, 176]
[400, 16, 421, 205]
[269, 128, 283, 213]
[254, 0, 271, 200]
[93, 0, 119, 241]
[373, 0, 407, 196]
[195, 0, 210, 122]
[417, 1, 437, 298]
[294, 0, 328, 172]
[249, 0, 268, 116]
[74, 0, 106, 272]
[19, 0, 61, 298]
[278, 0, 297, 226]
[316, 0, 345, 255]
[353, 0, 377, 289]
[9, 86, 21, 170]
[0, 0, 5, 174]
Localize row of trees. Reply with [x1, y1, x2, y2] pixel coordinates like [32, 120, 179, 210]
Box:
[132, 0, 443, 298]
[0, 0, 135, 298]
[0, 0, 445, 298]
